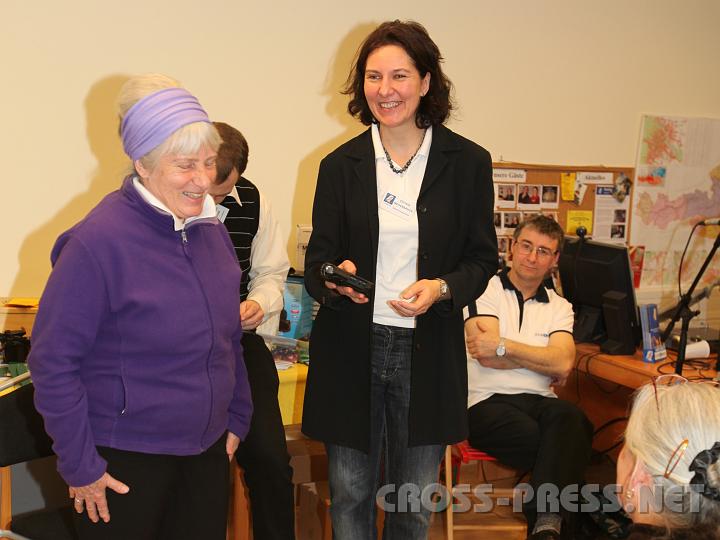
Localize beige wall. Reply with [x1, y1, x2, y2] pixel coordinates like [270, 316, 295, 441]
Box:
[3, 0, 720, 297]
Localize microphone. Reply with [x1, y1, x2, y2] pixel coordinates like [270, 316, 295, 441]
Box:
[700, 217, 720, 226]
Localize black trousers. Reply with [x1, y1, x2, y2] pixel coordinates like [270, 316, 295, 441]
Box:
[74, 435, 229, 540]
[235, 332, 295, 539]
[468, 393, 593, 531]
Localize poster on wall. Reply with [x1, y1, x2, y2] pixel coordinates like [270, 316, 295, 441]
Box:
[566, 210, 593, 235]
[592, 186, 630, 243]
[630, 115, 720, 290]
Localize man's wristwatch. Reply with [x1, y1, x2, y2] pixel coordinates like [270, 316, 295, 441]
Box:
[496, 338, 506, 357]
[435, 278, 449, 300]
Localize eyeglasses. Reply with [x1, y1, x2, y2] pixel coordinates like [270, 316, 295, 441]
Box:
[652, 372, 719, 400]
[651, 374, 719, 417]
[515, 240, 557, 261]
[648, 374, 719, 479]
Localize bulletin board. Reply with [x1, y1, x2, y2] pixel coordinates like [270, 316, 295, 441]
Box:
[491, 162, 635, 257]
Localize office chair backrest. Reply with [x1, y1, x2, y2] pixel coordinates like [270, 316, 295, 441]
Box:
[1, 382, 78, 540]
[0, 384, 54, 468]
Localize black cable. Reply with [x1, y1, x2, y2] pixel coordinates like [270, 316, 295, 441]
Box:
[657, 358, 713, 376]
[656, 360, 679, 375]
[566, 348, 589, 405]
[677, 222, 702, 299]
[593, 416, 629, 437]
[585, 352, 623, 394]
[591, 417, 628, 461]
[594, 439, 625, 457]
[572, 359, 582, 404]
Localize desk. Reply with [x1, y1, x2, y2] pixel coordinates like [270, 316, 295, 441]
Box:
[0, 299, 38, 335]
[573, 342, 717, 388]
[557, 343, 717, 459]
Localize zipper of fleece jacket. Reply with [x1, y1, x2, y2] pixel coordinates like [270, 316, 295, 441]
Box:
[181, 225, 217, 449]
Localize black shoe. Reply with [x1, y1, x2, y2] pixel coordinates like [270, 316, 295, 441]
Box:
[527, 530, 561, 540]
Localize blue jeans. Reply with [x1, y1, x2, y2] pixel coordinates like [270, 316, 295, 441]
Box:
[326, 323, 444, 540]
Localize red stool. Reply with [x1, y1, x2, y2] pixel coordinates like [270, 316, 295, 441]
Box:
[443, 441, 526, 539]
[450, 440, 497, 477]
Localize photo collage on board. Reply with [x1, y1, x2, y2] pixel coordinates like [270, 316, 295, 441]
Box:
[494, 176, 558, 269]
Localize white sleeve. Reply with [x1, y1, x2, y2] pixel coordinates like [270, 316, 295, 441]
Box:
[471, 277, 501, 319]
[552, 295, 575, 334]
[246, 189, 290, 324]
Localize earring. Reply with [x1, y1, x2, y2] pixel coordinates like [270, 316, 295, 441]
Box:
[625, 487, 635, 500]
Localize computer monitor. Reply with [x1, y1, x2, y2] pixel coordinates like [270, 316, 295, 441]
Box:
[558, 237, 641, 355]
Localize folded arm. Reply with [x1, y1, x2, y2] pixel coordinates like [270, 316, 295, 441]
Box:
[465, 315, 575, 379]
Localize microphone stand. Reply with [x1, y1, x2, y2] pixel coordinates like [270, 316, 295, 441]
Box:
[658, 278, 720, 321]
[660, 230, 720, 374]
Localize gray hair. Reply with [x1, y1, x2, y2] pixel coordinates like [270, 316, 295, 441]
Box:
[625, 382, 720, 529]
[116, 73, 220, 172]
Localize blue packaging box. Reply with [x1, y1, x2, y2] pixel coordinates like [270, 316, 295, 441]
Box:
[279, 275, 314, 339]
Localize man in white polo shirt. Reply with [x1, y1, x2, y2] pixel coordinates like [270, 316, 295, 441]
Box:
[465, 215, 593, 540]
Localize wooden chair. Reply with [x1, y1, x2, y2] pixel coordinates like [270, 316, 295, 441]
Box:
[227, 424, 329, 540]
[444, 441, 526, 540]
[0, 376, 77, 540]
[227, 463, 251, 540]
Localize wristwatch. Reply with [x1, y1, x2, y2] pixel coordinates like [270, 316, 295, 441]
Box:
[496, 338, 506, 357]
[435, 278, 449, 299]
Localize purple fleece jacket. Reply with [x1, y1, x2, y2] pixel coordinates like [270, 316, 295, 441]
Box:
[28, 176, 253, 487]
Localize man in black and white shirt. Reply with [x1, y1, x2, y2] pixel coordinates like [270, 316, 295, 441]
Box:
[465, 215, 593, 540]
[209, 122, 294, 539]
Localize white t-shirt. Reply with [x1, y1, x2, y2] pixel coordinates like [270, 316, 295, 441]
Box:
[371, 124, 433, 328]
[465, 271, 574, 408]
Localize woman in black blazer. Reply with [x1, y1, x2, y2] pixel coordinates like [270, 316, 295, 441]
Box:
[303, 20, 498, 539]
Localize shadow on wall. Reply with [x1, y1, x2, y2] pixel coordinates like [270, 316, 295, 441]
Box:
[9, 75, 130, 297]
[287, 22, 378, 269]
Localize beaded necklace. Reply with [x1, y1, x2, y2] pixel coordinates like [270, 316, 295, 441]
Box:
[380, 130, 426, 175]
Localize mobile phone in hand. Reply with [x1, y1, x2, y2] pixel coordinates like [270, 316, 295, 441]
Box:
[320, 263, 374, 295]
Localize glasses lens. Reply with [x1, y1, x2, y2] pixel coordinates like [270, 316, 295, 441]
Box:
[656, 374, 688, 386]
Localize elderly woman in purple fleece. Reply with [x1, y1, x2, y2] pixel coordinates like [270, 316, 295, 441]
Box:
[27, 73, 252, 540]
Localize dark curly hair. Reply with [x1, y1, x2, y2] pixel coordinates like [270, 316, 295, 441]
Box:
[344, 20, 454, 128]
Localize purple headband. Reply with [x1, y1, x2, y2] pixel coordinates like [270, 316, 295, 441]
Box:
[120, 87, 210, 161]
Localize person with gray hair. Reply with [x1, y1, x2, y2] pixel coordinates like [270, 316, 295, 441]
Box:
[28, 73, 252, 539]
[617, 379, 720, 539]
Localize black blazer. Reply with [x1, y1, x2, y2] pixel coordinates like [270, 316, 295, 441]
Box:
[302, 124, 498, 451]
